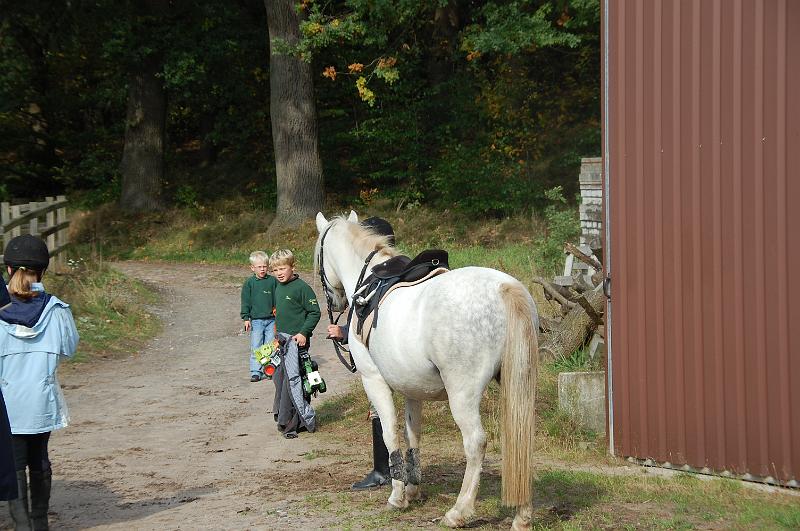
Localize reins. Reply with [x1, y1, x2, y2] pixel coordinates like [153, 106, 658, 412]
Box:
[318, 224, 378, 373]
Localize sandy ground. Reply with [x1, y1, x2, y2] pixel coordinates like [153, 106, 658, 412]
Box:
[0, 261, 370, 530]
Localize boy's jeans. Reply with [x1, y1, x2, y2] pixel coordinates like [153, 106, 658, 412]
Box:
[249, 318, 276, 377]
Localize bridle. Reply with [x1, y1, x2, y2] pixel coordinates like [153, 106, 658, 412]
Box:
[317, 224, 378, 373]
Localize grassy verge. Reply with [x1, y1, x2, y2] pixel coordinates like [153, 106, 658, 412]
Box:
[45, 261, 161, 363]
[70, 199, 559, 274]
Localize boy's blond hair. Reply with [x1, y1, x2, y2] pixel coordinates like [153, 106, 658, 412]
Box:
[269, 249, 295, 268]
[249, 251, 269, 265]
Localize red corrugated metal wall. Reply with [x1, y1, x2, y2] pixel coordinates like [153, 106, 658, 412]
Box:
[604, 0, 799, 485]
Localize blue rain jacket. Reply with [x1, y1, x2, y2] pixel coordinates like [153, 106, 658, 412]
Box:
[0, 286, 78, 434]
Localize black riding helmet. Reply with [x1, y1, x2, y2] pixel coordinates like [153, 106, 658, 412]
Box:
[361, 217, 395, 246]
[4, 235, 50, 272]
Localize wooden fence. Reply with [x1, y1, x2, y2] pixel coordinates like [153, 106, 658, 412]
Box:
[0, 196, 70, 267]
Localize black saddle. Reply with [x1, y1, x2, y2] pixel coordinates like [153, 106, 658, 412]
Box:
[370, 249, 449, 281]
[354, 249, 449, 337]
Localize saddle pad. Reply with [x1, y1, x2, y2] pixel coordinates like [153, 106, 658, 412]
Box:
[355, 267, 450, 347]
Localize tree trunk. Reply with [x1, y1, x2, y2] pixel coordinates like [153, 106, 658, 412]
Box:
[427, 2, 461, 86]
[265, 0, 324, 226]
[119, 51, 166, 212]
[539, 288, 606, 362]
[197, 113, 218, 168]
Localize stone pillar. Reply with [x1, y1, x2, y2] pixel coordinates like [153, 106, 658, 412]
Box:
[579, 157, 603, 253]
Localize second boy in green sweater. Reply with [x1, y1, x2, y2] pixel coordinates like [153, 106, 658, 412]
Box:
[269, 249, 320, 348]
[241, 251, 277, 382]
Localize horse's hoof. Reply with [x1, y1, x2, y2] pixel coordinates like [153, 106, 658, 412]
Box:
[511, 516, 532, 531]
[442, 509, 465, 528]
[405, 484, 424, 503]
[386, 500, 408, 511]
[387, 492, 409, 511]
[511, 506, 533, 530]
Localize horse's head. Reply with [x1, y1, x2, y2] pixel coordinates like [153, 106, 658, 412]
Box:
[315, 210, 400, 313]
[314, 212, 354, 312]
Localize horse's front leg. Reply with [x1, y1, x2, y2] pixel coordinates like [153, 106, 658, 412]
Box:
[404, 398, 423, 503]
[361, 375, 407, 509]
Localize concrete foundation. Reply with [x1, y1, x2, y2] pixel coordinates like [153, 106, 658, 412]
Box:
[557, 371, 606, 435]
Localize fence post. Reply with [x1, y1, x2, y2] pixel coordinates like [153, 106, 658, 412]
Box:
[55, 195, 67, 269]
[0, 202, 8, 255]
[10, 205, 21, 238]
[45, 197, 56, 258]
[29, 201, 39, 238]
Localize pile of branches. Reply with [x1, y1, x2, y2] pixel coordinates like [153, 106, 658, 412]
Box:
[534, 243, 605, 362]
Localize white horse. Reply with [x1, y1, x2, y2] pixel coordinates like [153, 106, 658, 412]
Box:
[315, 211, 539, 530]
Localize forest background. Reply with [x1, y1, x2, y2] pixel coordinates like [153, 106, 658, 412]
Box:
[0, 0, 600, 233]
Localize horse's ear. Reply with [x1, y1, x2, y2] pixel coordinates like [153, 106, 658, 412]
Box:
[347, 210, 358, 223]
[316, 212, 329, 233]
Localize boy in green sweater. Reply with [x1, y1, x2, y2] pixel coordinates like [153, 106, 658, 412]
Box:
[269, 249, 320, 351]
[241, 251, 277, 382]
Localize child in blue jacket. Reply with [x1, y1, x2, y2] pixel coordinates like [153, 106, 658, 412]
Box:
[0, 235, 79, 529]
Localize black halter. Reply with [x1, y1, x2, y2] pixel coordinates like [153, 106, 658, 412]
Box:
[318, 224, 378, 373]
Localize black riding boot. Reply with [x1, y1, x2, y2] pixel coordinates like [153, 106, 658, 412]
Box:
[28, 469, 51, 531]
[8, 470, 31, 531]
[352, 417, 390, 490]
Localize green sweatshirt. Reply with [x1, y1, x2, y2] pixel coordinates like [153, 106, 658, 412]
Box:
[274, 275, 320, 338]
[240, 274, 277, 320]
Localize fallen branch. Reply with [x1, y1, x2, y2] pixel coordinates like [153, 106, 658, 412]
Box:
[576, 287, 604, 326]
[564, 242, 604, 286]
[539, 316, 560, 333]
[532, 276, 576, 310]
[539, 287, 605, 362]
[564, 242, 603, 271]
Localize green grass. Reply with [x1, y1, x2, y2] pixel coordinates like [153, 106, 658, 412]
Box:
[525, 469, 800, 529]
[45, 261, 161, 362]
[550, 346, 603, 373]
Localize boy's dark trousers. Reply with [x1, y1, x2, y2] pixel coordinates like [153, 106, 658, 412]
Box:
[272, 342, 310, 438]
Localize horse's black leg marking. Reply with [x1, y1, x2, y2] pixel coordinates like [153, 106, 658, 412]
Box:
[405, 448, 421, 485]
[389, 449, 407, 483]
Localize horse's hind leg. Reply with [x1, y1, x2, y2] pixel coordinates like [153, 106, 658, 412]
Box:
[361, 376, 407, 509]
[441, 392, 486, 528]
[512, 503, 533, 530]
[404, 398, 423, 503]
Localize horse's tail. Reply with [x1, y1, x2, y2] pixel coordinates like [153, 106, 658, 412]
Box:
[499, 281, 538, 507]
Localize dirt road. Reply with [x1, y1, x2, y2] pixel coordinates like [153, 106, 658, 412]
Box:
[0, 262, 372, 530]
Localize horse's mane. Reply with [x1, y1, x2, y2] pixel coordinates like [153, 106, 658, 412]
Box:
[314, 215, 400, 278]
[336, 216, 400, 259]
